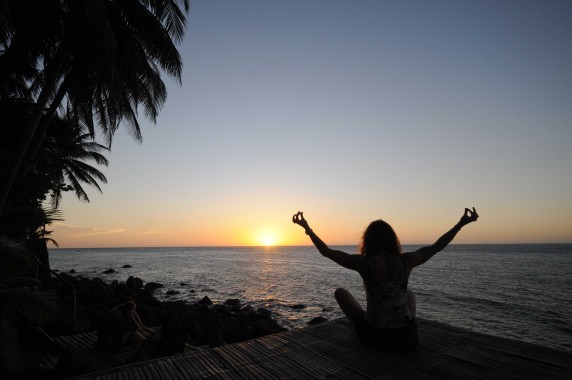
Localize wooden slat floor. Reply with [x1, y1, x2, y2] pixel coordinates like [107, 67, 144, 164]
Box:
[71, 318, 572, 379]
[28, 326, 199, 374]
[22, 328, 150, 373]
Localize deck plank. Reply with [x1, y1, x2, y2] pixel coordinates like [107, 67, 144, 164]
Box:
[70, 318, 572, 379]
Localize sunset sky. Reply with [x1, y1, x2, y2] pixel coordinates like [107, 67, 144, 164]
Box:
[53, 1, 572, 248]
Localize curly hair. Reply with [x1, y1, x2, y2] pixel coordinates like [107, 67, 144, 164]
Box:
[360, 219, 402, 256]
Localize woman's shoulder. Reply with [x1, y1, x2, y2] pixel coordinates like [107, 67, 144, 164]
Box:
[365, 255, 405, 281]
[401, 251, 417, 266]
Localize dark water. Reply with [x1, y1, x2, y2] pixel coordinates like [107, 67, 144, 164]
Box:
[49, 244, 572, 352]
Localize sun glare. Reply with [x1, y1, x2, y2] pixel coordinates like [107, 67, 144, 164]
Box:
[259, 232, 277, 246]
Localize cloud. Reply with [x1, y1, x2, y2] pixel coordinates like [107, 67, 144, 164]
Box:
[129, 229, 164, 236]
[53, 222, 126, 238]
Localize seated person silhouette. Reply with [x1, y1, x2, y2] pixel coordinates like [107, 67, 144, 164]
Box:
[292, 207, 478, 350]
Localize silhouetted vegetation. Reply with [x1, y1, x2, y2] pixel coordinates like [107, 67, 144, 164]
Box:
[0, 0, 190, 375]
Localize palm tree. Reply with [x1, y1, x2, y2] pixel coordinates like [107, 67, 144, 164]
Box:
[0, 107, 109, 289]
[45, 114, 110, 209]
[0, 0, 190, 213]
[0, 0, 64, 99]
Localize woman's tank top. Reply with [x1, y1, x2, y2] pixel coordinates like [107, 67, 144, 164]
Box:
[364, 255, 413, 329]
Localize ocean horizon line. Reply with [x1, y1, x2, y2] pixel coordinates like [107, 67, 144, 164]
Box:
[49, 242, 572, 250]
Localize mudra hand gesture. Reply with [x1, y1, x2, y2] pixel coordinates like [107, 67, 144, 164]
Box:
[292, 211, 311, 231]
[457, 207, 479, 227]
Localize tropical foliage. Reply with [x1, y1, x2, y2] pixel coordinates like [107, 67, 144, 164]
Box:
[44, 114, 110, 208]
[0, 0, 190, 277]
[0, 1, 190, 372]
[0, 0, 190, 213]
[0, 0, 190, 279]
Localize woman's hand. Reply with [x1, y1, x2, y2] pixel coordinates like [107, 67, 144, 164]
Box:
[292, 211, 311, 231]
[457, 207, 479, 227]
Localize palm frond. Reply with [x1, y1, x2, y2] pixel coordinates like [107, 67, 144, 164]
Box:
[0, 288, 59, 327]
[0, 235, 35, 268]
[0, 207, 62, 237]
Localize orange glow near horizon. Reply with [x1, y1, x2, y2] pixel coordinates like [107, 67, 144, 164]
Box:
[49, 204, 572, 249]
[255, 228, 283, 246]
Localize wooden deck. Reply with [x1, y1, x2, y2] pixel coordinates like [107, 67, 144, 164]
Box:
[26, 326, 198, 375]
[70, 318, 572, 379]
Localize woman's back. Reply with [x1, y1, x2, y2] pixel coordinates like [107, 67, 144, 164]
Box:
[364, 255, 410, 282]
[362, 255, 413, 328]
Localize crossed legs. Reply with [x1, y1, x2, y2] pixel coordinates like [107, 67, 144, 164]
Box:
[334, 288, 417, 322]
[334, 288, 364, 322]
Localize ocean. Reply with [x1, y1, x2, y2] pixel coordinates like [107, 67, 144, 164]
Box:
[49, 244, 572, 353]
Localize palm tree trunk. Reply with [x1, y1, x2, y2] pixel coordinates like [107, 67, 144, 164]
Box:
[24, 79, 69, 174]
[0, 48, 66, 214]
[29, 238, 52, 287]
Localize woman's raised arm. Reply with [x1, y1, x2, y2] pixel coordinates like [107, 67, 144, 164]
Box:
[292, 211, 362, 271]
[408, 207, 479, 268]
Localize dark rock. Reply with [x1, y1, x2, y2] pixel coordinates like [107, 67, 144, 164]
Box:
[187, 310, 203, 320]
[308, 316, 327, 325]
[180, 282, 189, 286]
[290, 304, 306, 309]
[114, 283, 128, 296]
[198, 296, 212, 306]
[224, 298, 241, 309]
[166, 290, 180, 296]
[126, 276, 143, 289]
[145, 282, 164, 292]
[240, 305, 255, 314]
[190, 318, 208, 342]
[42, 271, 288, 354]
[235, 310, 253, 330]
[69, 269, 76, 274]
[189, 289, 195, 293]
[237, 308, 256, 327]
[229, 328, 252, 343]
[252, 319, 287, 338]
[220, 316, 240, 337]
[158, 312, 187, 355]
[102, 268, 115, 274]
[58, 272, 75, 283]
[256, 308, 272, 320]
[121, 264, 132, 268]
[136, 289, 160, 305]
[136, 302, 162, 325]
[212, 304, 231, 317]
[322, 307, 335, 312]
[207, 330, 226, 347]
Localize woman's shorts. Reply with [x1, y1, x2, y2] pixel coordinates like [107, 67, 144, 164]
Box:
[354, 313, 418, 351]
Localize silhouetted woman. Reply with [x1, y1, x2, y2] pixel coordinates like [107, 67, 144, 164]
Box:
[292, 207, 478, 350]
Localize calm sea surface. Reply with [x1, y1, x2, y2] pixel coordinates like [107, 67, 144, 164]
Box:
[49, 244, 572, 352]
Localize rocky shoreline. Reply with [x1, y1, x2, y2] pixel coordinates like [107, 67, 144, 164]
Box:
[45, 270, 290, 349]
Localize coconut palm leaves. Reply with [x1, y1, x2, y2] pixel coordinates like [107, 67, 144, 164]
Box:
[60, 0, 189, 143]
[0, 236, 36, 285]
[0, 206, 61, 242]
[0, 0, 64, 98]
[46, 115, 109, 208]
[0, 288, 58, 327]
[0, 0, 190, 213]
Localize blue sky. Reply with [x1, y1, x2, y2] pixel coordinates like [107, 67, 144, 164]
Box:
[54, 0, 572, 247]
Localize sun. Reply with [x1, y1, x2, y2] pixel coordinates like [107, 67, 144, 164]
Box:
[258, 232, 278, 246]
